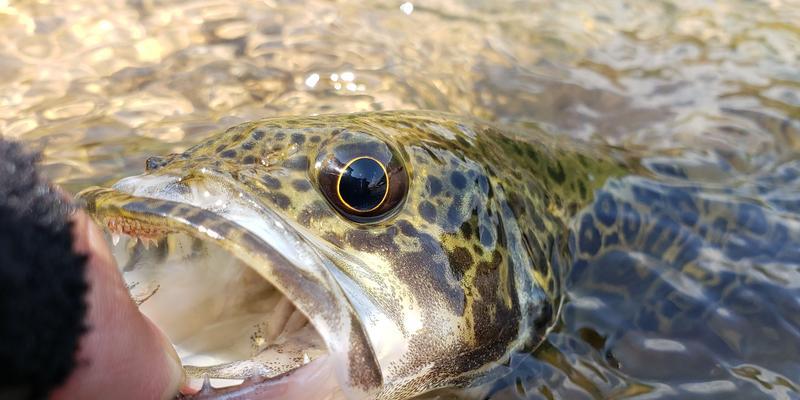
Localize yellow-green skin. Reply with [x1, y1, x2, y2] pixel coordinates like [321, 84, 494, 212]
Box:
[79, 111, 626, 399]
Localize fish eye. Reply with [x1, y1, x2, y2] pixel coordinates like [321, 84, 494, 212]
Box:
[337, 156, 389, 213]
[315, 134, 408, 223]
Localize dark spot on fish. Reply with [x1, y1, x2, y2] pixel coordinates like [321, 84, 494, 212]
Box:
[268, 192, 291, 209]
[291, 133, 306, 145]
[285, 156, 309, 171]
[310, 135, 321, 143]
[292, 179, 312, 192]
[220, 149, 237, 158]
[578, 180, 587, 199]
[479, 225, 494, 247]
[242, 141, 255, 150]
[262, 175, 281, 189]
[242, 155, 257, 164]
[477, 174, 490, 194]
[446, 201, 463, 229]
[151, 202, 177, 214]
[578, 214, 601, 256]
[621, 203, 641, 243]
[274, 131, 286, 141]
[216, 144, 227, 153]
[450, 171, 467, 190]
[396, 219, 418, 237]
[231, 133, 244, 143]
[547, 161, 566, 184]
[252, 129, 265, 140]
[185, 210, 211, 226]
[297, 201, 329, 225]
[448, 247, 473, 280]
[385, 225, 399, 239]
[594, 191, 618, 227]
[346, 229, 400, 254]
[145, 156, 167, 171]
[418, 201, 437, 223]
[427, 176, 443, 196]
[524, 147, 539, 163]
[459, 221, 473, 240]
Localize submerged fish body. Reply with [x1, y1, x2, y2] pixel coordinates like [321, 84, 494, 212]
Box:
[78, 111, 626, 399]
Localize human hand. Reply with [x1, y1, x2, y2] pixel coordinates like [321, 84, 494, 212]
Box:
[49, 209, 186, 400]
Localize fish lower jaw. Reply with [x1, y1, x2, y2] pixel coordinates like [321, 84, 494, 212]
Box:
[179, 354, 342, 400]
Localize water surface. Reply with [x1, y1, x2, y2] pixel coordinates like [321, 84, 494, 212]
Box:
[1, 0, 799, 398]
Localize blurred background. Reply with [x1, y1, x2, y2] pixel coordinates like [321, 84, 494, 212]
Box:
[1, 0, 799, 398]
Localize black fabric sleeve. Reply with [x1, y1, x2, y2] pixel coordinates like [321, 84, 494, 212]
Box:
[0, 139, 88, 399]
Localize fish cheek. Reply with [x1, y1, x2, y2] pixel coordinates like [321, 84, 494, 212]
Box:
[391, 220, 467, 317]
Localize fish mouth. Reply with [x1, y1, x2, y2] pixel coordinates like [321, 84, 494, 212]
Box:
[77, 174, 382, 399]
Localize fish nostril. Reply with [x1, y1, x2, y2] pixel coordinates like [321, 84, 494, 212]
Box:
[146, 156, 167, 171]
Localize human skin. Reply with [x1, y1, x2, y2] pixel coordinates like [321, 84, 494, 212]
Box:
[49, 209, 185, 400]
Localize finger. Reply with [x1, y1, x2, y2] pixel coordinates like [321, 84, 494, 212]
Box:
[50, 210, 185, 400]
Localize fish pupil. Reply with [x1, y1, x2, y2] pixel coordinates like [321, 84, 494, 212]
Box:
[339, 157, 387, 212]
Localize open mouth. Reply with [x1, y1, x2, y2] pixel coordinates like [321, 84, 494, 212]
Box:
[107, 227, 332, 396]
[77, 183, 381, 399]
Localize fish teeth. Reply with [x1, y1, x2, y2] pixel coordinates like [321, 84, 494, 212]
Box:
[112, 234, 121, 246]
[200, 375, 213, 394]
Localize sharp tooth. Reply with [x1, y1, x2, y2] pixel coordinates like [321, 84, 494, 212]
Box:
[112, 234, 121, 246]
[200, 375, 213, 394]
[142, 239, 151, 250]
[303, 353, 310, 365]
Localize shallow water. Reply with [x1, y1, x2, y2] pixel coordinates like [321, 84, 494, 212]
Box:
[1, 0, 799, 398]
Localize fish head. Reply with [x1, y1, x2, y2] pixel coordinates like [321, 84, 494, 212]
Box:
[78, 111, 559, 399]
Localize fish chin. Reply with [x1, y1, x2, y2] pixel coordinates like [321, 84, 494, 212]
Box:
[78, 173, 380, 399]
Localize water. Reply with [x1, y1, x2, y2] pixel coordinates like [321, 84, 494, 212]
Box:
[1, 0, 799, 398]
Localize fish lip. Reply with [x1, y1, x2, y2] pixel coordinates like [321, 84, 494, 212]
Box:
[76, 178, 383, 398]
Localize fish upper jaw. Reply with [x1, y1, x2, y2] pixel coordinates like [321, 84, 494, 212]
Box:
[78, 171, 385, 399]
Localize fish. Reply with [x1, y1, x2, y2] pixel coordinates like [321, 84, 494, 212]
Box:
[77, 110, 627, 399]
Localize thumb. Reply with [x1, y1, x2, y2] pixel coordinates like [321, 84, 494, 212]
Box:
[51, 210, 185, 400]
